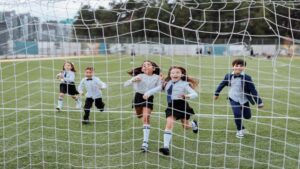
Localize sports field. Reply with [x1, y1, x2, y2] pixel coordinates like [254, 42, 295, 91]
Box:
[0, 55, 299, 168]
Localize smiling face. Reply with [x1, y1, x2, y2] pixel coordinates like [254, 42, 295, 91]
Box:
[232, 64, 245, 75]
[64, 62, 72, 71]
[141, 61, 155, 75]
[170, 68, 183, 82]
[85, 69, 94, 78]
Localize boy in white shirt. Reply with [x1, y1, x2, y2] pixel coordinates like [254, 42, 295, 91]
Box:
[78, 67, 107, 124]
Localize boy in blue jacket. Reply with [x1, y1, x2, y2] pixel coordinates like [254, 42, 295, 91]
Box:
[214, 59, 263, 138]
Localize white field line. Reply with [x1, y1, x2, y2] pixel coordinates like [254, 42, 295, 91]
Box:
[0, 107, 300, 120]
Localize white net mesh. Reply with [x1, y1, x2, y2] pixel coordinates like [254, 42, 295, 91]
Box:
[0, 0, 299, 168]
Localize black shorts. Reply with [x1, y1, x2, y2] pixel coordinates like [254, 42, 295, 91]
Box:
[165, 100, 195, 120]
[132, 92, 154, 110]
[60, 83, 79, 95]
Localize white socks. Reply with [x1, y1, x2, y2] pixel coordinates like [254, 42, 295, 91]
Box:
[143, 124, 150, 147]
[75, 98, 81, 108]
[58, 96, 82, 109]
[57, 97, 63, 108]
[163, 130, 172, 149]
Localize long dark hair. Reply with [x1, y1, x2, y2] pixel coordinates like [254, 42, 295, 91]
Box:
[127, 60, 160, 76]
[63, 61, 76, 72]
[164, 66, 198, 89]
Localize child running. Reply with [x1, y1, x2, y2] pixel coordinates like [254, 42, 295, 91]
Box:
[124, 60, 162, 152]
[78, 67, 107, 124]
[56, 61, 81, 111]
[214, 59, 263, 138]
[144, 66, 199, 156]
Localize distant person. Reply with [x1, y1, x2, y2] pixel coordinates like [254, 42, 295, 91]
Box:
[130, 47, 136, 63]
[207, 47, 212, 55]
[78, 67, 107, 124]
[131, 47, 136, 57]
[214, 59, 263, 138]
[196, 47, 202, 55]
[56, 61, 81, 111]
[250, 47, 254, 56]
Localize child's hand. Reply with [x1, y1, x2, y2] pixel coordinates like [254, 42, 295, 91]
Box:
[181, 95, 190, 99]
[159, 73, 164, 80]
[214, 96, 219, 100]
[143, 94, 149, 100]
[258, 103, 264, 108]
[132, 76, 141, 82]
[56, 72, 63, 79]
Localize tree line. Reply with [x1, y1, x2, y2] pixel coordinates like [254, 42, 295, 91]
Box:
[72, 0, 300, 43]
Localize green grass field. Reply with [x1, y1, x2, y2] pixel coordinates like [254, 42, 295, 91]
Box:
[0, 55, 299, 169]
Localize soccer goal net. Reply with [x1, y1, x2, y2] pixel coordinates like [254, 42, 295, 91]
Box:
[0, 0, 299, 168]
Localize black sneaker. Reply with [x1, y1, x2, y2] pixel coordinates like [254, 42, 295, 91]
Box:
[159, 147, 170, 156]
[141, 146, 148, 153]
[192, 120, 198, 133]
[99, 103, 105, 112]
[56, 106, 61, 111]
[141, 141, 148, 153]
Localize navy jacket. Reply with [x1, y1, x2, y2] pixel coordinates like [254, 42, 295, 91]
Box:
[214, 73, 263, 105]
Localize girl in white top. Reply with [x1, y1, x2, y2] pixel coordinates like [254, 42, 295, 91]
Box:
[124, 60, 162, 152]
[144, 66, 199, 156]
[78, 67, 107, 124]
[56, 61, 81, 111]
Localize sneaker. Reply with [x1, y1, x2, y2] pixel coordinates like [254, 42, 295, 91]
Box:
[76, 99, 82, 109]
[141, 146, 148, 152]
[236, 130, 244, 138]
[141, 141, 148, 152]
[242, 129, 249, 135]
[82, 119, 90, 125]
[56, 106, 61, 111]
[159, 147, 170, 156]
[192, 120, 198, 133]
[99, 103, 105, 112]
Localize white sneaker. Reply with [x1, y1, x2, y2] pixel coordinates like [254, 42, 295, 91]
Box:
[236, 130, 244, 138]
[242, 129, 249, 135]
[75, 99, 82, 109]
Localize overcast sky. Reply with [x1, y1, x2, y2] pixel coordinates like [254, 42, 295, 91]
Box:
[0, 0, 117, 21]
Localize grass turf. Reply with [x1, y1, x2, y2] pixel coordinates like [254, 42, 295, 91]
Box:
[0, 55, 299, 168]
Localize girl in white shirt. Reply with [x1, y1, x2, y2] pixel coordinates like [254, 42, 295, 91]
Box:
[78, 67, 107, 124]
[124, 60, 162, 152]
[144, 66, 199, 156]
[56, 61, 81, 111]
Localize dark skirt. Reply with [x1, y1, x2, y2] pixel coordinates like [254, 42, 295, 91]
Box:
[132, 92, 154, 110]
[165, 100, 195, 120]
[60, 82, 79, 95]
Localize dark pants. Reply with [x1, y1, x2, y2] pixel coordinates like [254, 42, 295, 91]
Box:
[229, 98, 251, 131]
[83, 98, 105, 120]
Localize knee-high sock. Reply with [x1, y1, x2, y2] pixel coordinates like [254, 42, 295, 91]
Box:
[143, 124, 150, 146]
[57, 97, 63, 108]
[163, 130, 172, 148]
